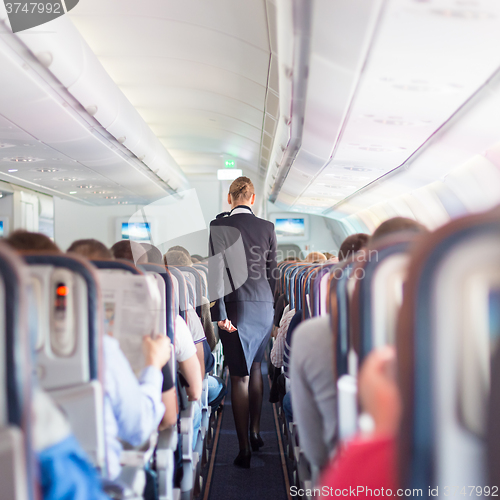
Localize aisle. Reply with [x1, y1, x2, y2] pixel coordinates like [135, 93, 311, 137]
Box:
[205, 364, 290, 500]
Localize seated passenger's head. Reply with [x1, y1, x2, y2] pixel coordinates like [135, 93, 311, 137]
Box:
[228, 176, 255, 208]
[338, 233, 370, 261]
[164, 250, 193, 267]
[190, 254, 204, 263]
[111, 240, 148, 264]
[140, 243, 163, 265]
[168, 245, 191, 259]
[371, 217, 427, 245]
[67, 239, 112, 260]
[5, 230, 60, 254]
[358, 346, 401, 436]
[304, 251, 327, 263]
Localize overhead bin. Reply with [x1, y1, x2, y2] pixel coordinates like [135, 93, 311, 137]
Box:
[0, 6, 189, 197]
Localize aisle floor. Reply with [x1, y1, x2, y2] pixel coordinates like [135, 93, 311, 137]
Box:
[206, 365, 289, 500]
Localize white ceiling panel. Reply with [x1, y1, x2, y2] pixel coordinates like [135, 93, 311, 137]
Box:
[277, 0, 500, 215]
[68, 0, 272, 184]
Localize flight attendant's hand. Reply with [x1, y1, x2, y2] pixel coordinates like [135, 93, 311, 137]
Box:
[218, 319, 237, 333]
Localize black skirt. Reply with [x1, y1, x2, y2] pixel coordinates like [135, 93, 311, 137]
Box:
[219, 300, 274, 377]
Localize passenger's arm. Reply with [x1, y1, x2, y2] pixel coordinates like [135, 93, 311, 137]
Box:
[270, 323, 287, 368]
[196, 342, 205, 379]
[358, 347, 401, 436]
[106, 336, 171, 447]
[178, 353, 203, 401]
[159, 387, 178, 430]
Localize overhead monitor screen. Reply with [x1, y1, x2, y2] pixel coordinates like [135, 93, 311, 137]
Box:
[121, 222, 151, 242]
[275, 218, 306, 238]
[0, 221, 3, 238]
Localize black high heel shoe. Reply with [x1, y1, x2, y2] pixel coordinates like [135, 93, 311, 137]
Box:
[233, 449, 251, 468]
[250, 432, 264, 452]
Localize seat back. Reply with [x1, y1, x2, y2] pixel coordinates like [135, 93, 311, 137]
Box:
[25, 254, 105, 471]
[167, 266, 189, 320]
[0, 245, 35, 500]
[398, 209, 500, 493]
[139, 263, 176, 342]
[350, 236, 414, 364]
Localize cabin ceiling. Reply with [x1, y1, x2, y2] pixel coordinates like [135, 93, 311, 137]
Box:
[68, 0, 273, 184]
[270, 0, 500, 218]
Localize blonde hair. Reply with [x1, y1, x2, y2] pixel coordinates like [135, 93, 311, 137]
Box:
[304, 251, 327, 263]
[229, 176, 254, 202]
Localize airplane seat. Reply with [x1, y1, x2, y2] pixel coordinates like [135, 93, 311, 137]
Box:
[138, 264, 182, 500]
[397, 209, 500, 493]
[329, 259, 356, 443]
[487, 318, 500, 490]
[0, 245, 36, 500]
[166, 267, 188, 321]
[177, 267, 203, 318]
[25, 254, 106, 473]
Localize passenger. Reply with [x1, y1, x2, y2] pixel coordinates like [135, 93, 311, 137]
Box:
[6, 231, 172, 480]
[103, 327, 171, 478]
[270, 303, 296, 369]
[33, 389, 109, 500]
[320, 347, 399, 498]
[371, 217, 427, 244]
[164, 249, 217, 350]
[164, 249, 225, 407]
[304, 251, 327, 263]
[190, 254, 205, 263]
[289, 314, 337, 470]
[159, 315, 203, 450]
[275, 310, 304, 425]
[168, 245, 191, 259]
[338, 233, 370, 261]
[67, 238, 113, 260]
[5, 229, 60, 253]
[140, 243, 164, 265]
[110, 240, 148, 264]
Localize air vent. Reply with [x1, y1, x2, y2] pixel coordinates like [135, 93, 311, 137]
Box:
[36, 168, 59, 173]
[317, 183, 356, 190]
[343, 166, 372, 172]
[430, 8, 494, 19]
[3, 156, 44, 163]
[356, 145, 406, 152]
[77, 185, 95, 189]
[57, 178, 80, 182]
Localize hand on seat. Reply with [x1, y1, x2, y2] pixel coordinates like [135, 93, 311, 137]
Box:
[143, 335, 172, 371]
[358, 346, 401, 436]
[218, 319, 237, 333]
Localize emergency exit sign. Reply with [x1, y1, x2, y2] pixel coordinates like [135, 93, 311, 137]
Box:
[225, 159, 236, 168]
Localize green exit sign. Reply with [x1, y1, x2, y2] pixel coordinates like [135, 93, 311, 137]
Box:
[225, 159, 236, 169]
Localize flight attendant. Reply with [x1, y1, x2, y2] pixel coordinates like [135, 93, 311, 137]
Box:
[209, 176, 277, 468]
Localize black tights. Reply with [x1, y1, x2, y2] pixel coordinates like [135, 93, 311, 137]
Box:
[230, 362, 263, 452]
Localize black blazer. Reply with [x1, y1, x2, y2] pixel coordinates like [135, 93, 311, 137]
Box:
[209, 206, 277, 322]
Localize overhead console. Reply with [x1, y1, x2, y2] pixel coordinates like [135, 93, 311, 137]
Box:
[0, 5, 189, 203]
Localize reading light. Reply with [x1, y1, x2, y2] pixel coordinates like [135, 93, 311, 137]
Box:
[69, 191, 77, 194]
[8, 169, 18, 172]
[217, 168, 242, 180]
